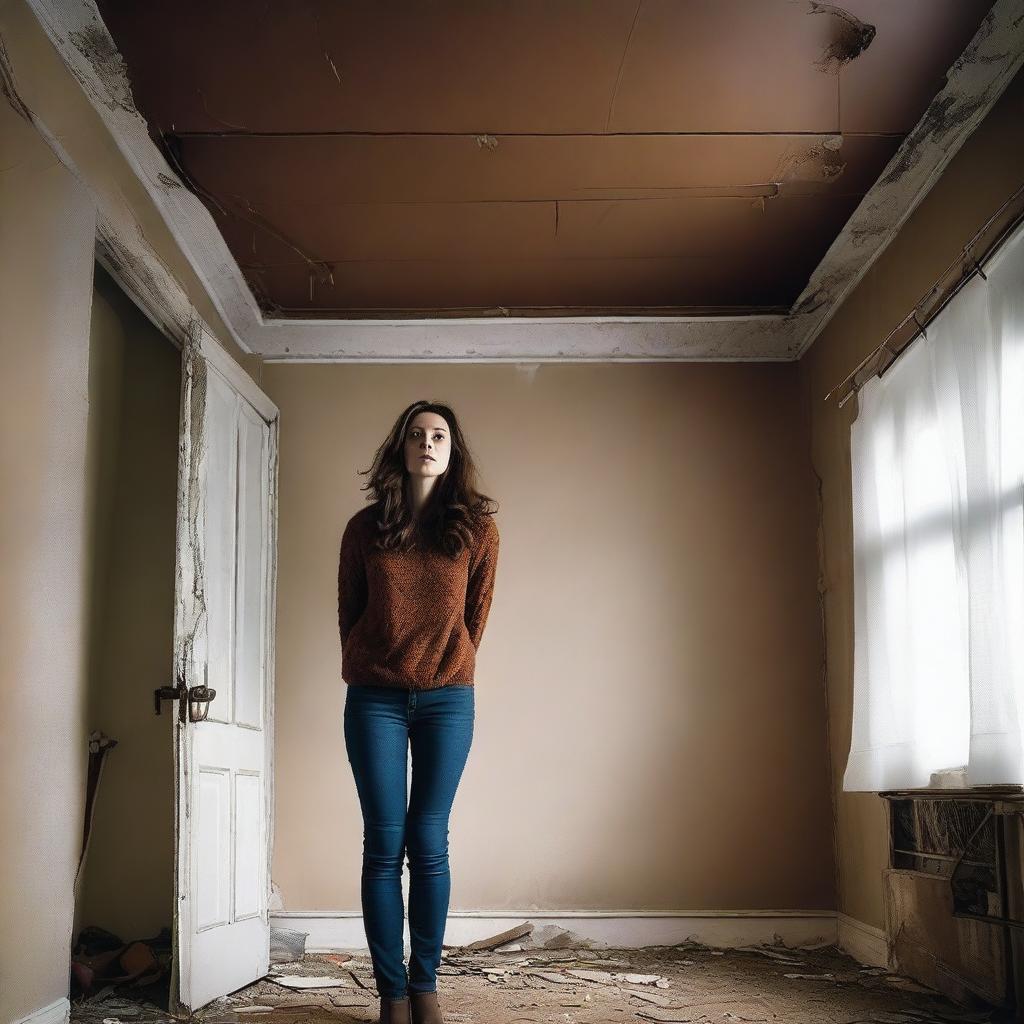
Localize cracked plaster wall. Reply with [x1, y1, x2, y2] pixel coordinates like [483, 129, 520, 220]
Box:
[0, 91, 97, 1024]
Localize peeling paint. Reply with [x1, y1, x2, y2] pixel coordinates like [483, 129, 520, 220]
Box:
[474, 134, 499, 151]
[185, 348, 208, 613]
[776, 137, 846, 184]
[158, 171, 183, 190]
[876, 93, 987, 189]
[171, 337, 212, 745]
[791, 0, 1024, 354]
[20, 0, 260, 359]
[98, 228, 194, 345]
[169, 334, 211, 1017]
[808, 2, 876, 73]
[68, 20, 136, 114]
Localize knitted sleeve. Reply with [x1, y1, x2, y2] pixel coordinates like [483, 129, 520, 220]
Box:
[338, 515, 368, 648]
[465, 517, 499, 650]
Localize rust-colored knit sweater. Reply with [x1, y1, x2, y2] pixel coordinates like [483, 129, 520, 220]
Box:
[337, 503, 499, 689]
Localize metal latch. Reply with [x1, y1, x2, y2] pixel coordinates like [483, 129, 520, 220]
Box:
[154, 680, 186, 718]
[154, 675, 217, 723]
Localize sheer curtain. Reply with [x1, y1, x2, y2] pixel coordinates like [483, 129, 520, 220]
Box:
[843, 219, 1024, 791]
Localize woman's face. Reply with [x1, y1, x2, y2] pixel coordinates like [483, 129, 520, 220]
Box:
[404, 412, 452, 478]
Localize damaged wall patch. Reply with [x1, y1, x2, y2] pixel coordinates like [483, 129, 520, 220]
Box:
[809, 2, 877, 73]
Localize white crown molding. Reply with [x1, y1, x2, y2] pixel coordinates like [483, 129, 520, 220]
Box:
[21, 0, 1024, 363]
[254, 314, 801, 363]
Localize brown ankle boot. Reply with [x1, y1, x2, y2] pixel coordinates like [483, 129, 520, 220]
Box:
[378, 995, 411, 1024]
[409, 990, 444, 1024]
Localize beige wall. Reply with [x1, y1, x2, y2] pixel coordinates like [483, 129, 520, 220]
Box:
[263, 361, 834, 913]
[800, 67, 1024, 931]
[0, 98, 97, 1024]
[73, 264, 180, 942]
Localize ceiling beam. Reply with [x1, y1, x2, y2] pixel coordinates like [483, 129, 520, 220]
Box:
[790, 0, 1024, 357]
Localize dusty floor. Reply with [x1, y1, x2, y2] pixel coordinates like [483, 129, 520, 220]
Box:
[72, 935, 1009, 1024]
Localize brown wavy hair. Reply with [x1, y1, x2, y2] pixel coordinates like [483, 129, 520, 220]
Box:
[356, 400, 497, 558]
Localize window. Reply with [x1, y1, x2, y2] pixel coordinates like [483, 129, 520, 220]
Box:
[844, 220, 1024, 791]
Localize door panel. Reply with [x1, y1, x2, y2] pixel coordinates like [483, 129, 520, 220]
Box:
[204, 366, 239, 726]
[234, 402, 269, 730]
[171, 331, 279, 1015]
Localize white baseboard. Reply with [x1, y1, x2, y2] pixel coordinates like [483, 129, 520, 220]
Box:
[836, 912, 890, 968]
[11, 997, 70, 1024]
[272, 910, 839, 953]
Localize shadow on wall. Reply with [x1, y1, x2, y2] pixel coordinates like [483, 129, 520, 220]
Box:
[71, 263, 182, 1003]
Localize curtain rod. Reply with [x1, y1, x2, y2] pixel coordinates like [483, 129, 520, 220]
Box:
[823, 181, 1024, 408]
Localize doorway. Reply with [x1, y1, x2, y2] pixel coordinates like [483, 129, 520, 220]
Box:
[72, 262, 182, 1010]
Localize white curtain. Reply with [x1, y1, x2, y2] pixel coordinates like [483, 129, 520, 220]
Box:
[844, 219, 1024, 791]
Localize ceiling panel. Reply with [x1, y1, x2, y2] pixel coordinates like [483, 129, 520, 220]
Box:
[214, 191, 855, 267]
[95, 0, 997, 318]
[96, 1, 641, 134]
[248, 253, 812, 314]
[175, 133, 902, 205]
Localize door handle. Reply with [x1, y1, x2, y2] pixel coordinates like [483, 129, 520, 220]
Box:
[187, 685, 218, 723]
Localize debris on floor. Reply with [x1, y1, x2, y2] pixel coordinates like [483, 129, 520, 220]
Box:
[70, 925, 172, 1006]
[70, 925, 1011, 1024]
[267, 976, 352, 990]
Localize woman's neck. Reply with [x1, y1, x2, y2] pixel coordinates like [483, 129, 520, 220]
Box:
[407, 476, 437, 518]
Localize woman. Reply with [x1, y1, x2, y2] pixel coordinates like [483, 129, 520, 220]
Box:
[338, 400, 500, 1024]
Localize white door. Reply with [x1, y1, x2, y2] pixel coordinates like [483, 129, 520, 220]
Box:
[168, 330, 279, 1015]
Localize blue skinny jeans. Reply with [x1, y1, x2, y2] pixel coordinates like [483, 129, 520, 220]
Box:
[343, 682, 475, 999]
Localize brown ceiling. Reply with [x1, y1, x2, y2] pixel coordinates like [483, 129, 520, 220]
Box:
[96, 0, 995, 319]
